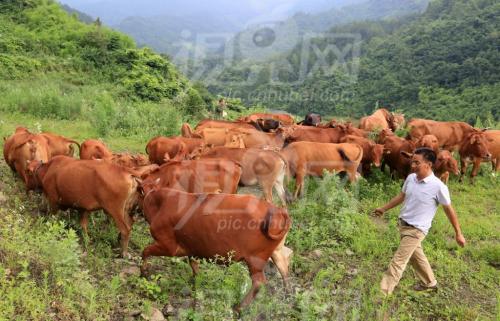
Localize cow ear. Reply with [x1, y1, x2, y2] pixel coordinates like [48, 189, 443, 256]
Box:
[400, 151, 413, 159]
[470, 135, 477, 144]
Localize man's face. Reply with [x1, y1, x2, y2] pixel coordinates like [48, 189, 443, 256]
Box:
[410, 154, 432, 175]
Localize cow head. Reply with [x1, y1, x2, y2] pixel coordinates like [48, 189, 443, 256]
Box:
[377, 128, 394, 144]
[463, 131, 492, 160]
[391, 113, 406, 131]
[25, 159, 44, 191]
[435, 150, 459, 175]
[372, 144, 385, 167]
[417, 135, 439, 152]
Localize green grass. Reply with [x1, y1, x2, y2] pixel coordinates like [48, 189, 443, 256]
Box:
[0, 113, 499, 321]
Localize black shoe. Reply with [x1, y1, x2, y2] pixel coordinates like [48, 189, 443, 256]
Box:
[413, 283, 438, 292]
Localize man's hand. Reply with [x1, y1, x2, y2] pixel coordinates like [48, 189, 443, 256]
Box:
[372, 208, 385, 216]
[456, 233, 466, 247]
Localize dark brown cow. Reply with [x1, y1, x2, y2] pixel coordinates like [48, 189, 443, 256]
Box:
[282, 125, 345, 144]
[250, 118, 282, 132]
[340, 135, 384, 175]
[459, 130, 492, 182]
[407, 119, 475, 151]
[280, 142, 363, 198]
[359, 109, 395, 132]
[298, 113, 322, 126]
[434, 150, 459, 184]
[40, 132, 80, 157]
[197, 146, 288, 204]
[26, 156, 141, 257]
[381, 136, 416, 178]
[238, 113, 295, 126]
[146, 136, 204, 165]
[80, 139, 113, 160]
[139, 184, 291, 312]
[142, 159, 242, 194]
[416, 134, 440, 153]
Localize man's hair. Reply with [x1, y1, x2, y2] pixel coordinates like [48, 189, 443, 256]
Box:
[414, 147, 437, 165]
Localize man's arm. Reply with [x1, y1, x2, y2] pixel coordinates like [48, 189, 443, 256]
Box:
[372, 192, 405, 216]
[442, 204, 466, 247]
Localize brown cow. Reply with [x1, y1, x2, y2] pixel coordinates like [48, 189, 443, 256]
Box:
[338, 123, 370, 138]
[142, 159, 242, 194]
[80, 139, 113, 160]
[416, 135, 440, 153]
[381, 136, 416, 178]
[377, 128, 395, 144]
[481, 130, 500, 173]
[197, 146, 288, 204]
[40, 132, 80, 157]
[282, 125, 345, 144]
[280, 142, 363, 198]
[145, 136, 204, 165]
[9, 134, 51, 187]
[26, 156, 141, 257]
[111, 153, 150, 168]
[392, 113, 406, 131]
[340, 135, 384, 175]
[139, 184, 291, 312]
[459, 130, 493, 182]
[3, 127, 32, 171]
[238, 113, 295, 126]
[407, 119, 475, 151]
[231, 128, 287, 149]
[434, 150, 459, 184]
[359, 109, 395, 132]
[194, 119, 256, 132]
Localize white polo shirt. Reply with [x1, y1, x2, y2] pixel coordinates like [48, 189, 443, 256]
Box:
[399, 173, 451, 234]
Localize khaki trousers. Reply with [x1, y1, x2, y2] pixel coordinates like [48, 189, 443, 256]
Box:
[380, 225, 437, 295]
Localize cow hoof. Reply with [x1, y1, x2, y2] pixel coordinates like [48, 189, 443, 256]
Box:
[232, 305, 242, 319]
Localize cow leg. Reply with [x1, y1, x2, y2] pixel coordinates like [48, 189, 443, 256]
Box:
[440, 171, 449, 185]
[459, 158, 469, 182]
[470, 158, 482, 184]
[109, 209, 133, 258]
[189, 258, 200, 276]
[273, 167, 289, 205]
[141, 242, 173, 277]
[270, 237, 292, 290]
[294, 170, 306, 199]
[260, 179, 274, 203]
[79, 210, 90, 236]
[235, 264, 266, 314]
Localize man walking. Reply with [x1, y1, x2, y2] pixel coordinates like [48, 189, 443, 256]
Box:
[373, 147, 466, 296]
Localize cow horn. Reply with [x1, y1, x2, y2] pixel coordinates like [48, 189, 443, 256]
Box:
[400, 151, 414, 159]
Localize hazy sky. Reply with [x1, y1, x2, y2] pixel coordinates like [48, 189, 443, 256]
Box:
[60, 0, 362, 25]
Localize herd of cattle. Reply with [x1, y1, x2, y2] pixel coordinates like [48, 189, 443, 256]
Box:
[2, 108, 499, 310]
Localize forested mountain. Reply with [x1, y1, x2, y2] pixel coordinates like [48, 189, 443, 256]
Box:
[207, 0, 500, 124]
[60, 3, 94, 23]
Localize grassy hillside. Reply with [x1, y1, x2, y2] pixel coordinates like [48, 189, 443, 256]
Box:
[0, 114, 499, 320]
[0, 0, 213, 139]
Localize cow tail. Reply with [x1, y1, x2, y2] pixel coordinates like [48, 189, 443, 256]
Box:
[338, 148, 351, 162]
[261, 207, 291, 240]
